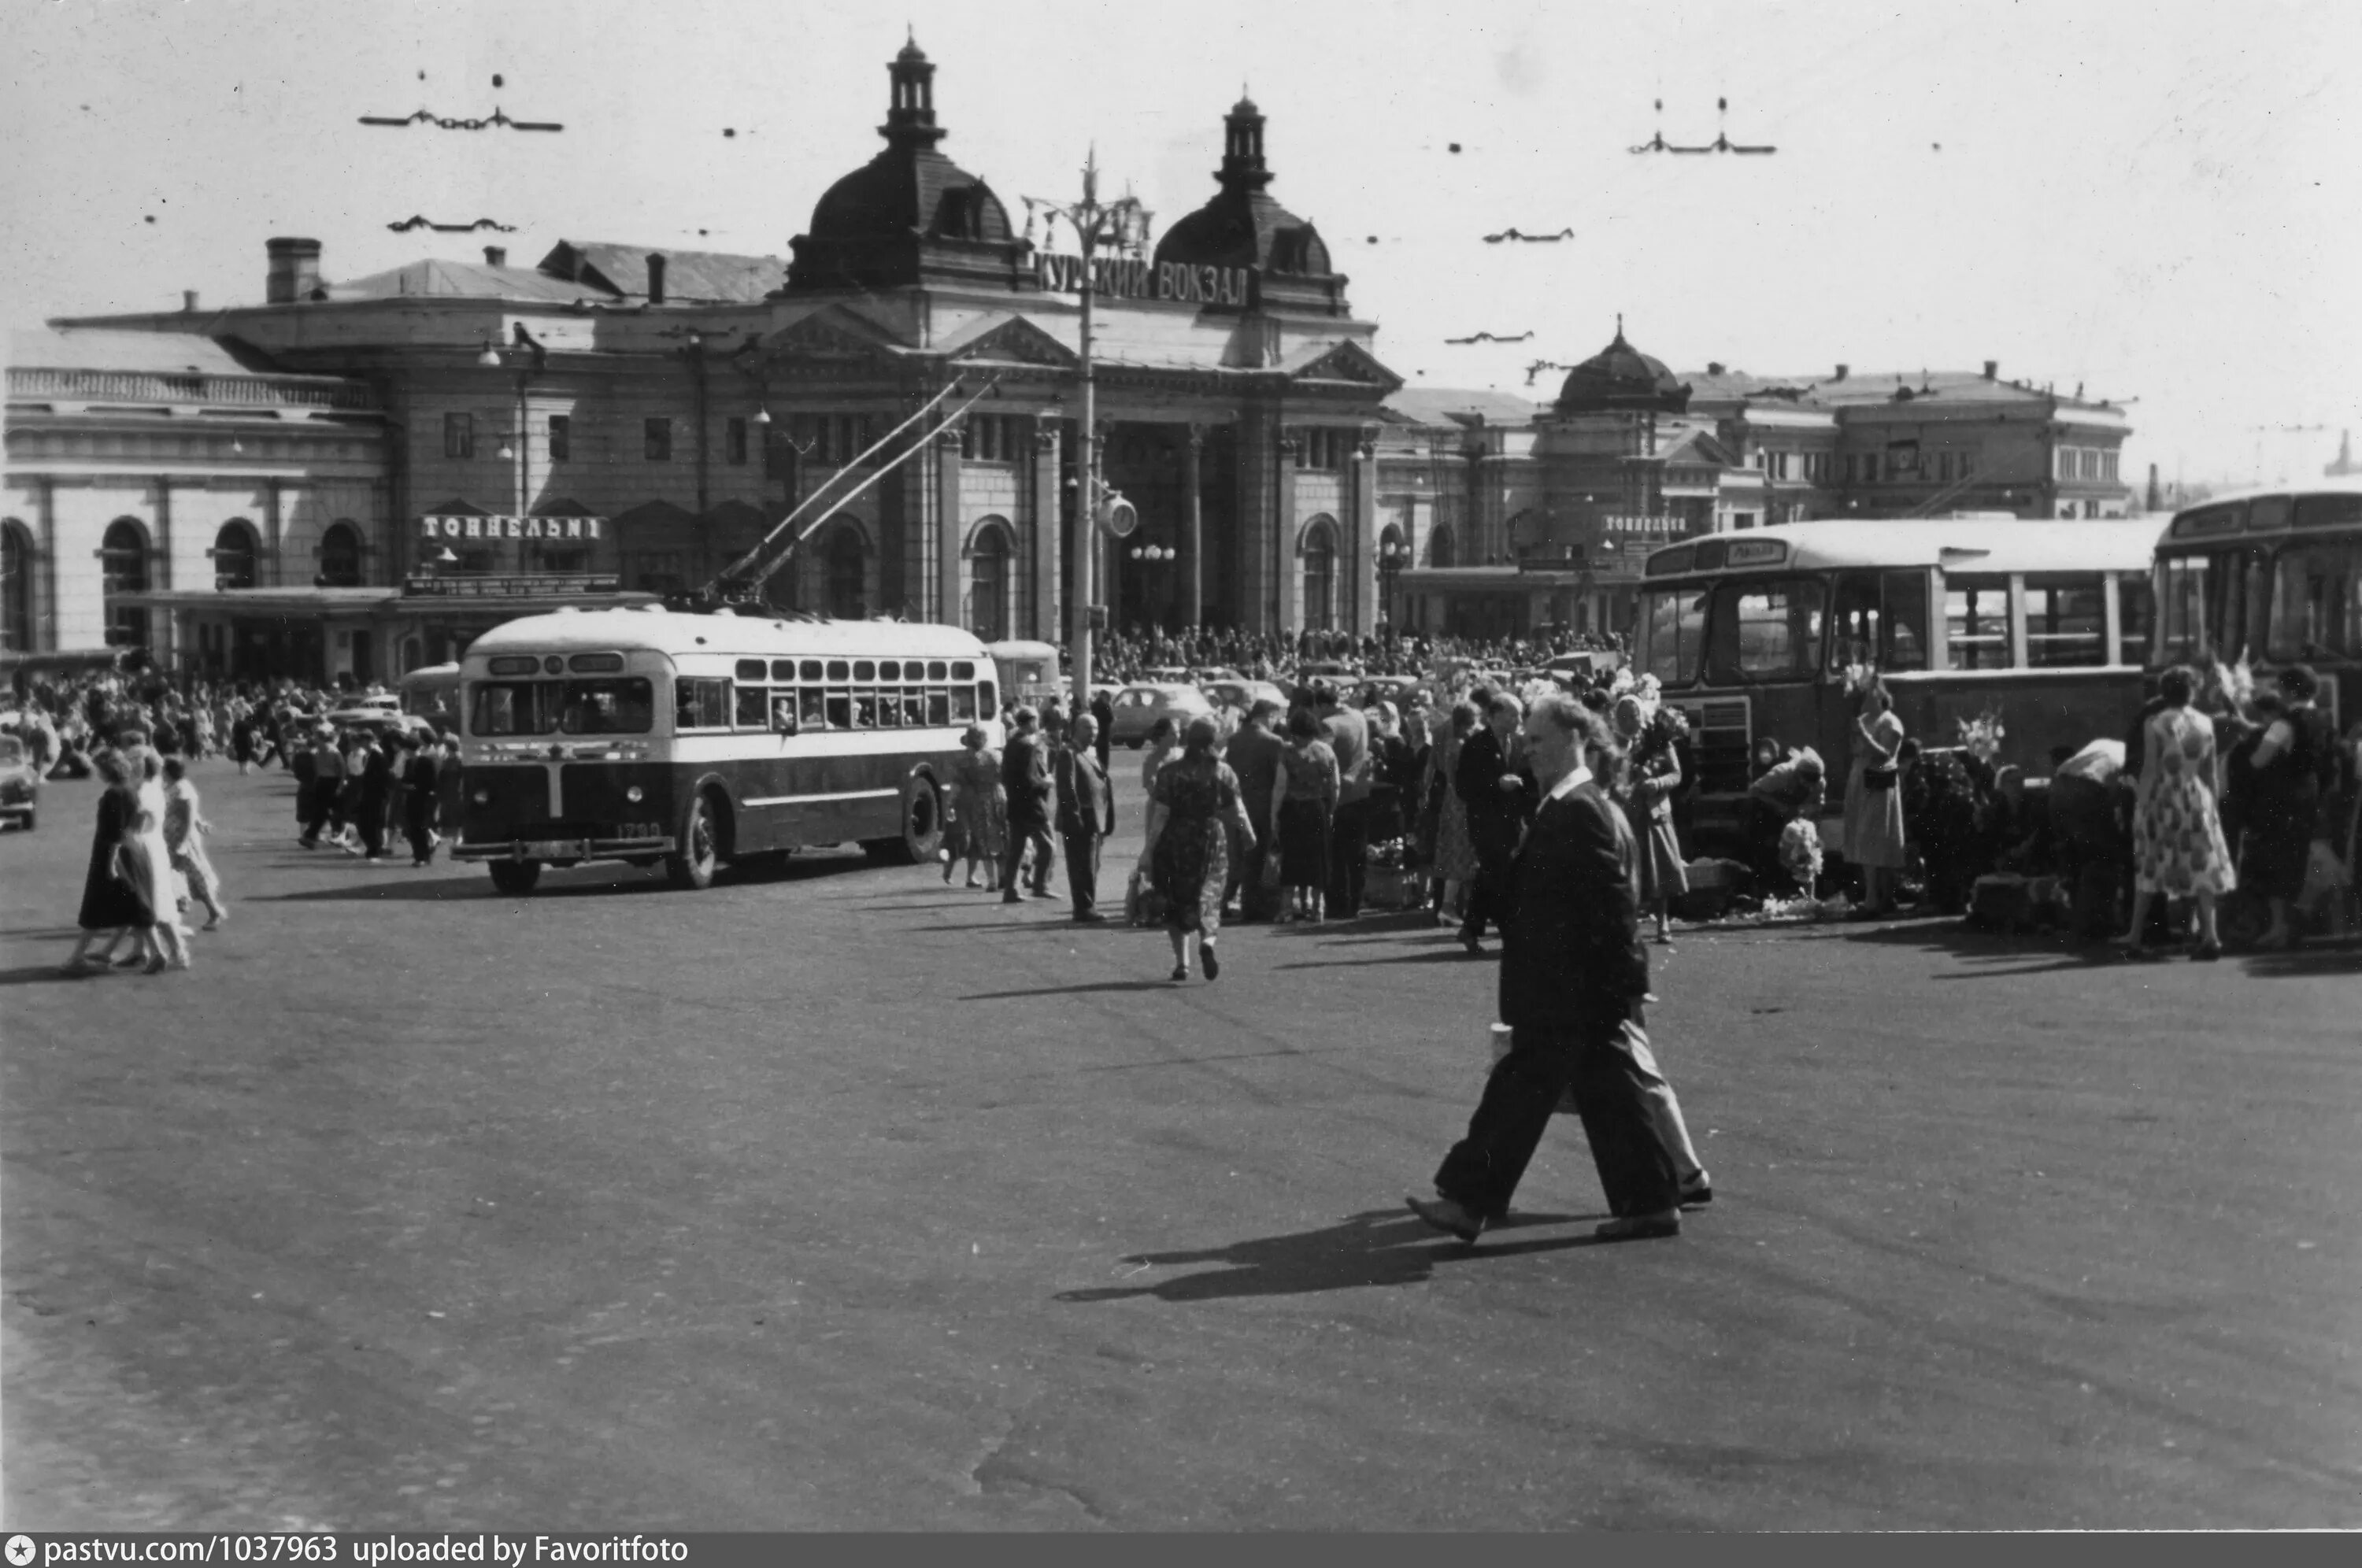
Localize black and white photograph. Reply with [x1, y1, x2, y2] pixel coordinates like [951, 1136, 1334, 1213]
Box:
[2, 0, 2357, 1533]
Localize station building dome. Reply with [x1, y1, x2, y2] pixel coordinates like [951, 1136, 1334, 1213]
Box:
[1554, 323, 1692, 416]
[1153, 96, 1347, 315]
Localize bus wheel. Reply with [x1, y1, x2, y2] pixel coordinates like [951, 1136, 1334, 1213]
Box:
[668, 792, 721, 889]
[489, 859, 542, 896]
[868, 776, 944, 865]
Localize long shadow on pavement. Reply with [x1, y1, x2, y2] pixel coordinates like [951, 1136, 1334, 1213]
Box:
[1055, 1208, 1617, 1304]
[957, 979, 1178, 1001]
[1270, 948, 1486, 971]
[259, 856, 883, 902]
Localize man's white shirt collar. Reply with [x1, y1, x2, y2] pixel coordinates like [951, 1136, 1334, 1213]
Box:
[1545, 764, 1593, 803]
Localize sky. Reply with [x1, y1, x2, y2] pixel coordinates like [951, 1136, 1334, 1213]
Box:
[4, 0, 2357, 489]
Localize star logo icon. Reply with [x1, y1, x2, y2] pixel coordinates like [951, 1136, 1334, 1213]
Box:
[7, 1535, 37, 1566]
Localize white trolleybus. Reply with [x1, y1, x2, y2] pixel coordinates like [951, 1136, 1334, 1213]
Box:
[1635, 517, 2161, 854]
[2153, 475, 2360, 723]
[454, 607, 1001, 893]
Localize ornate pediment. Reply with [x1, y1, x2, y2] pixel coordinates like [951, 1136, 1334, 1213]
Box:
[939, 315, 1079, 371]
[1282, 338, 1403, 393]
[765, 305, 905, 362]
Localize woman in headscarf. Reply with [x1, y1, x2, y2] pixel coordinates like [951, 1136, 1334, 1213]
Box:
[944, 724, 1008, 890]
[1146, 716, 1257, 982]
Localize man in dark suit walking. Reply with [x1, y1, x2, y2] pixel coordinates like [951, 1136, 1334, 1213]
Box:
[1410, 694, 1684, 1243]
[1453, 692, 1534, 952]
[1000, 705, 1057, 903]
[1055, 712, 1114, 922]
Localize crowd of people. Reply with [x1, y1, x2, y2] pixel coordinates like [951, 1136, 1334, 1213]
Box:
[1090, 622, 1625, 686]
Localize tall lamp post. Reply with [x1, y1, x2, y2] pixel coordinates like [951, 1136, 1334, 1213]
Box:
[1025, 151, 1151, 713]
[1377, 538, 1406, 633]
[478, 326, 548, 571]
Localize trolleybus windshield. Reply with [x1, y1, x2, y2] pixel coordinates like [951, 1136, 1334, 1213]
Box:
[471, 677, 656, 736]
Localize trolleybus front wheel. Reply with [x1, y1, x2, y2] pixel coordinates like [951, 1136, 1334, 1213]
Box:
[668, 791, 722, 889]
[488, 859, 542, 896]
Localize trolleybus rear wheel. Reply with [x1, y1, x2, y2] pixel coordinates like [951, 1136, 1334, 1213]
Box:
[488, 859, 542, 896]
[668, 792, 720, 889]
[864, 775, 943, 865]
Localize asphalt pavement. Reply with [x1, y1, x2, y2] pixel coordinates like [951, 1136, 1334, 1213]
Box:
[2, 759, 2357, 1529]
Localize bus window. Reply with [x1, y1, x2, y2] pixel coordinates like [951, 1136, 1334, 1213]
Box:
[2023, 575, 2106, 667]
[771, 660, 797, 682]
[801, 660, 824, 681]
[769, 691, 799, 735]
[735, 683, 769, 728]
[472, 682, 556, 736]
[1829, 572, 1881, 672]
[675, 677, 731, 730]
[2211, 547, 2267, 657]
[879, 660, 900, 680]
[735, 659, 767, 682]
[1945, 575, 2011, 671]
[927, 690, 951, 727]
[854, 660, 876, 682]
[2269, 542, 2360, 659]
[2119, 575, 2155, 667]
[1708, 579, 1823, 682]
[562, 679, 654, 734]
[825, 691, 852, 730]
[800, 688, 827, 730]
[978, 681, 998, 720]
[875, 689, 901, 728]
[953, 660, 976, 679]
[854, 692, 881, 728]
[827, 660, 850, 681]
[927, 660, 949, 680]
[2159, 554, 2210, 660]
[952, 686, 977, 723]
[1637, 587, 1706, 686]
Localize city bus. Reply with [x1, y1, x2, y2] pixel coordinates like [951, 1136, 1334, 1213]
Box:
[1635, 519, 2161, 852]
[2153, 476, 2359, 723]
[454, 606, 999, 893]
[397, 661, 462, 734]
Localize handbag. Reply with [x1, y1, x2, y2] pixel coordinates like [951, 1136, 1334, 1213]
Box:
[1258, 849, 1283, 889]
[1862, 764, 1898, 791]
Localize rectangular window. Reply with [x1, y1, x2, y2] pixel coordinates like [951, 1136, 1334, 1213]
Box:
[471, 679, 654, 736]
[445, 412, 474, 460]
[2118, 573, 2155, 667]
[1944, 575, 2012, 671]
[726, 416, 748, 466]
[2158, 555, 2211, 661]
[1827, 571, 1931, 673]
[799, 688, 827, 730]
[2104, 451, 2120, 483]
[1710, 578, 1827, 682]
[769, 690, 799, 735]
[734, 684, 769, 728]
[927, 690, 951, 727]
[645, 418, 672, 462]
[2269, 543, 2361, 660]
[1958, 449, 1976, 479]
[673, 676, 730, 730]
[952, 686, 977, 723]
[2023, 575, 2107, 667]
[547, 415, 570, 463]
[1638, 587, 1708, 686]
[824, 691, 852, 730]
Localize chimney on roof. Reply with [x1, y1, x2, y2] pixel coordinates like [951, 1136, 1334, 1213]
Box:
[1983, 359, 1998, 380]
[483, 246, 507, 268]
[265, 237, 322, 305]
[2146, 463, 2162, 512]
[1832, 363, 1848, 382]
[182, 290, 198, 313]
[1707, 361, 1725, 376]
[646, 253, 667, 305]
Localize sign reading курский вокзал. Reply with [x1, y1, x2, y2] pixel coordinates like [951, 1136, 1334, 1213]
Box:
[1034, 253, 1256, 309]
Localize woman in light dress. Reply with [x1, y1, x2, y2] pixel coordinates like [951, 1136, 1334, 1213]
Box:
[1842, 679, 1908, 917]
[2121, 664, 2233, 961]
[121, 751, 192, 971]
[1425, 701, 1480, 925]
[162, 756, 228, 929]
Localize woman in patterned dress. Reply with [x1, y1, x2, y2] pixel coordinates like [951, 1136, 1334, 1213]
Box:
[1146, 716, 1257, 982]
[944, 726, 1008, 890]
[2121, 664, 2233, 961]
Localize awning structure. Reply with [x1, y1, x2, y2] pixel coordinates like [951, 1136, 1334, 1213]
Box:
[112, 586, 399, 617]
[111, 584, 655, 616]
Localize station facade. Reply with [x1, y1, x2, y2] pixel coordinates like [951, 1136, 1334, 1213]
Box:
[3, 35, 2137, 676]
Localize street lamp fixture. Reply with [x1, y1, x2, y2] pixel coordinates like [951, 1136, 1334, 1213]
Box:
[476, 337, 505, 368]
[1128, 543, 1172, 564]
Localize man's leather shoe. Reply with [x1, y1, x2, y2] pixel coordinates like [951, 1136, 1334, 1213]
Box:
[1594, 1211, 1680, 1241]
[1405, 1195, 1486, 1243]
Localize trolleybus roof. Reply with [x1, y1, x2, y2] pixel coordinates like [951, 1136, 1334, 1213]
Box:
[465, 608, 991, 662]
[1642, 517, 2163, 580]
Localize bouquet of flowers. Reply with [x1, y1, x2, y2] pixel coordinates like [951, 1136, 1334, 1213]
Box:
[1956, 705, 2006, 764]
[1778, 817, 1824, 888]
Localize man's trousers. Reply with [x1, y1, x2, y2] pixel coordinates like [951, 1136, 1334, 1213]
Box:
[1061, 830, 1101, 916]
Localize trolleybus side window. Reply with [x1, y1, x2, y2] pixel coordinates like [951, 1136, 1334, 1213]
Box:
[1707, 579, 1823, 682]
[735, 682, 769, 728]
[474, 676, 655, 735]
[2023, 575, 2107, 668]
[800, 688, 827, 730]
[1827, 571, 1931, 673]
[927, 689, 952, 727]
[769, 690, 800, 735]
[951, 686, 977, 722]
[1945, 575, 2011, 671]
[2118, 575, 2155, 667]
[676, 677, 731, 731]
[978, 680, 998, 720]
[1638, 587, 1707, 686]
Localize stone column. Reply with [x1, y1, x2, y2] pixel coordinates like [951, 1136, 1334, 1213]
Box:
[264, 479, 285, 587]
[1031, 422, 1063, 642]
[1180, 423, 1205, 630]
[1234, 410, 1277, 637]
[935, 423, 964, 630]
[1275, 431, 1300, 636]
[1352, 429, 1379, 637]
[35, 476, 57, 653]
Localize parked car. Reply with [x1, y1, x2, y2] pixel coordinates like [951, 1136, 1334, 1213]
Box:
[0, 734, 41, 830]
[1202, 678, 1289, 716]
[1546, 649, 1624, 683]
[1108, 682, 1213, 748]
[323, 706, 438, 743]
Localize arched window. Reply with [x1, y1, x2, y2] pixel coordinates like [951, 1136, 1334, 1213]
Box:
[1, 520, 33, 653]
[1301, 518, 1338, 632]
[213, 520, 261, 590]
[968, 520, 1012, 642]
[1428, 525, 1456, 569]
[824, 527, 867, 619]
[102, 518, 150, 649]
[317, 520, 364, 587]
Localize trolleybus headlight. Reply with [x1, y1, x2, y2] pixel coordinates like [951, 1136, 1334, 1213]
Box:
[625, 786, 644, 803]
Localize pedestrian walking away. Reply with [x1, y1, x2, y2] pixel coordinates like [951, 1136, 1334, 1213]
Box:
[1410, 695, 1686, 1244]
[1145, 716, 1257, 981]
[999, 705, 1058, 902]
[161, 756, 228, 929]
